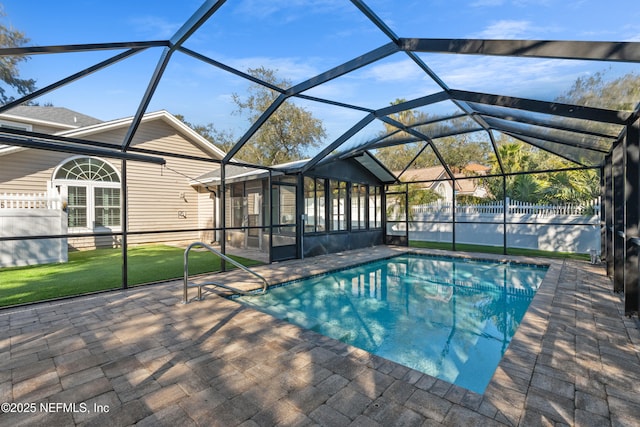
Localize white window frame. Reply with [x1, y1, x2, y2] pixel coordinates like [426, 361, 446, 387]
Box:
[52, 156, 122, 233]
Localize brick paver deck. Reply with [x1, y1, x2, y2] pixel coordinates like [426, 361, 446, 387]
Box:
[1, 247, 639, 426]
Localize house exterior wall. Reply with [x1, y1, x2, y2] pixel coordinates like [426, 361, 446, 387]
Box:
[31, 123, 67, 134]
[118, 121, 218, 246]
[0, 118, 64, 135]
[197, 187, 216, 244]
[0, 148, 69, 193]
[0, 118, 220, 251]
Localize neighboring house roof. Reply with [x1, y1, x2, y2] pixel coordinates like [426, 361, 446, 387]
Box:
[465, 162, 491, 174]
[0, 109, 226, 160]
[0, 105, 103, 129]
[397, 165, 488, 196]
[398, 163, 490, 182]
[456, 179, 479, 194]
[399, 166, 447, 182]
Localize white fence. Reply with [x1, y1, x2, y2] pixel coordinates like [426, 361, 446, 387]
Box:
[0, 192, 63, 210]
[0, 192, 67, 268]
[399, 198, 601, 254]
[411, 197, 600, 217]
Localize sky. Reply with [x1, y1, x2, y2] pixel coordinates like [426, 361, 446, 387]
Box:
[2, 0, 640, 155]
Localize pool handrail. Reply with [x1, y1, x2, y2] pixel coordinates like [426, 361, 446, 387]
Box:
[183, 241, 268, 303]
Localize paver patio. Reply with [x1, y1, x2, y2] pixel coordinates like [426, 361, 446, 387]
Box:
[0, 247, 639, 426]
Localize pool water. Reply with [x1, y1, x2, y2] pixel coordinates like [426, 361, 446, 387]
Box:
[235, 253, 547, 394]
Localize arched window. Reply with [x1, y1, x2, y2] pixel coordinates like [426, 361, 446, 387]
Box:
[53, 157, 121, 230]
[55, 157, 120, 182]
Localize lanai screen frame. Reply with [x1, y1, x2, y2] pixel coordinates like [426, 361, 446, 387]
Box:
[0, 0, 639, 314]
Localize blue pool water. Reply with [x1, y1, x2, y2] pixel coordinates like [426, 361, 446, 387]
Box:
[235, 253, 547, 394]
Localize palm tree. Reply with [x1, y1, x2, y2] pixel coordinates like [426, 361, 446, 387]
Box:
[511, 174, 545, 203]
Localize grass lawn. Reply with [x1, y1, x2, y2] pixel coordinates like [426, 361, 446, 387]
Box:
[410, 240, 590, 261]
[0, 244, 263, 307]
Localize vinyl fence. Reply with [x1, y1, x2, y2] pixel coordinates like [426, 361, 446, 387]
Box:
[0, 192, 67, 267]
[404, 198, 601, 254]
[411, 197, 600, 216]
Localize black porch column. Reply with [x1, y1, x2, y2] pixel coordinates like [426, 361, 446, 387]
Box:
[603, 156, 613, 277]
[624, 120, 640, 316]
[612, 142, 625, 293]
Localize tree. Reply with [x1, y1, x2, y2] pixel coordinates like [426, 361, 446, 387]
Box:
[487, 138, 547, 202]
[232, 67, 326, 165]
[542, 169, 599, 204]
[556, 69, 640, 111]
[0, 7, 36, 104]
[174, 114, 236, 152]
[375, 144, 427, 171]
[375, 99, 491, 173]
[376, 99, 429, 170]
[486, 135, 602, 205]
[431, 133, 490, 172]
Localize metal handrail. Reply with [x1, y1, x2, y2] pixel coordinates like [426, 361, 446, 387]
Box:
[183, 241, 268, 303]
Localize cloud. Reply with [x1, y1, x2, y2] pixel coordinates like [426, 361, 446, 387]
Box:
[470, 0, 552, 7]
[129, 16, 181, 39]
[425, 54, 587, 100]
[301, 81, 356, 99]
[225, 56, 321, 84]
[622, 24, 640, 41]
[472, 20, 535, 39]
[511, 0, 553, 6]
[361, 58, 425, 82]
[470, 0, 505, 6]
[233, 0, 350, 22]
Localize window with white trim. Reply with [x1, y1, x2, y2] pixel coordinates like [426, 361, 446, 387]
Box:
[54, 157, 121, 230]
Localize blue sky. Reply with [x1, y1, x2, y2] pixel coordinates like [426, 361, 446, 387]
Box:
[2, 0, 640, 152]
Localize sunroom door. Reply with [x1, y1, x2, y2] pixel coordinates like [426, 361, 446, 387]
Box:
[271, 182, 297, 261]
[385, 189, 408, 246]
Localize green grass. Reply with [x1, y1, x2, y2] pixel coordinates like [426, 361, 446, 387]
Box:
[409, 240, 590, 261]
[0, 245, 263, 307]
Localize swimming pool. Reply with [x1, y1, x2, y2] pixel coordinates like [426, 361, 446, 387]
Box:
[235, 253, 548, 394]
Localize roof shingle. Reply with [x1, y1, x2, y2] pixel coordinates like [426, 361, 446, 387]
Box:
[2, 105, 103, 128]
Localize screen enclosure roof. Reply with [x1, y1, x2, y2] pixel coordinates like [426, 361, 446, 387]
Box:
[1, 0, 639, 179]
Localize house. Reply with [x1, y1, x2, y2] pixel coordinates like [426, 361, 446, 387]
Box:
[0, 106, 401, 266]
[0, 106, 225, 265]
[398, 164, 490, 202]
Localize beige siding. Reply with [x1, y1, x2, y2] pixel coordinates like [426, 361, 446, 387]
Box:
[197, 187, 216, 243]
[0, 148, 69, 193]
[0, 118, 65, 135]
[0, 118, 220, 249]
[32, 123, 68, 134]
[123, 120, 218, 245]
[68, 235, 122, 250]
